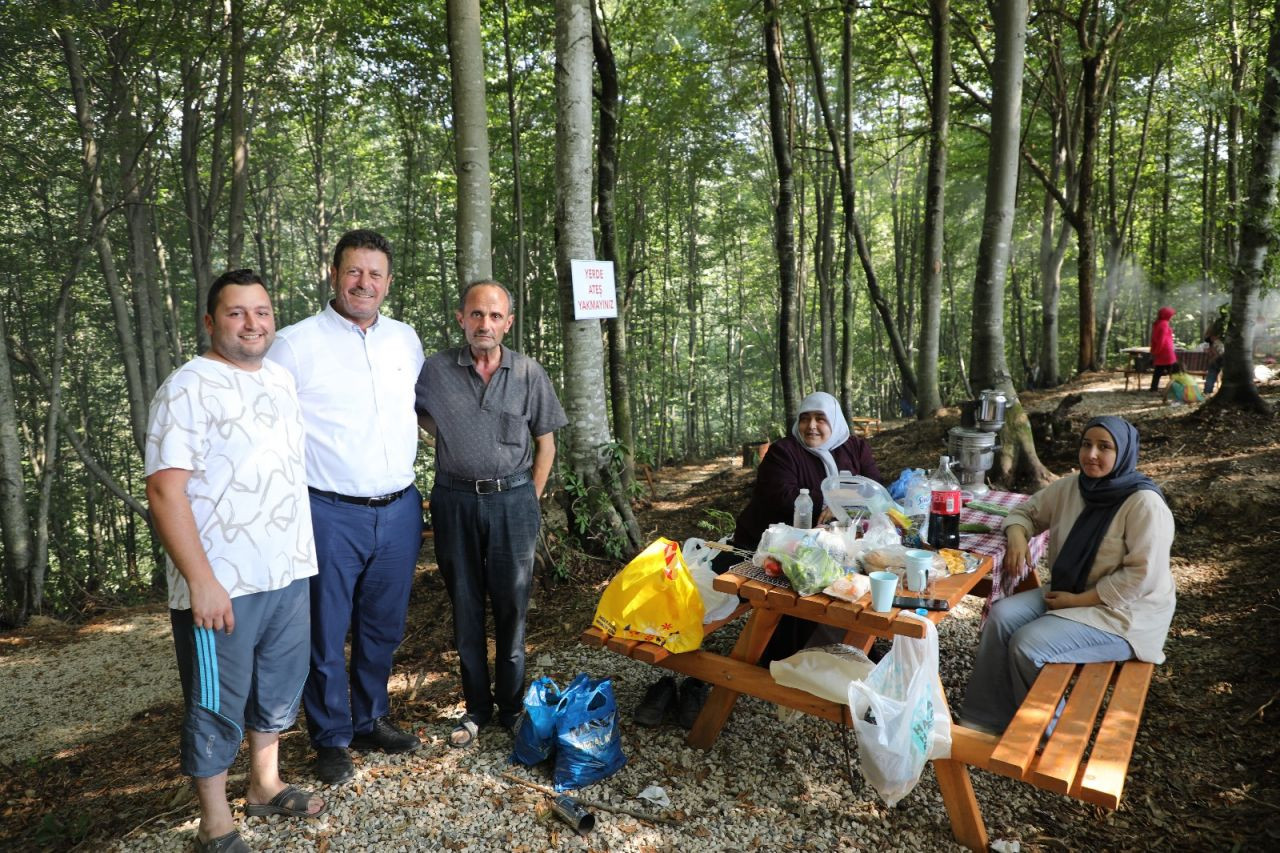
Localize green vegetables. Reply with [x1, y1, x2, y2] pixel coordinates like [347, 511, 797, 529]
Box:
[773, 545, 844, 596]
[959, 522, 992, 534]
[964, 500, 1010, 517]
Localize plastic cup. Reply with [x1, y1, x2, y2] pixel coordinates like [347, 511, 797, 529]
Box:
[868, 571, 898, 612]
[904, 549, 933, 593]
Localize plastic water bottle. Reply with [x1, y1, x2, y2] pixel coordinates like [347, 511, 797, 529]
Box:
[793, 488, 813, 529]
[905, 470, 932, 541]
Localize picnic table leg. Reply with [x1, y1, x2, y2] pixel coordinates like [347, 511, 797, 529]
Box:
[686, 608, 782, 750]
[934, 757, 988, 851]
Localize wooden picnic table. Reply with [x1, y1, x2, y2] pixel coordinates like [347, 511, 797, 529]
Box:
[583, 550, 1024, 750]
[581, 490, 1046, 749]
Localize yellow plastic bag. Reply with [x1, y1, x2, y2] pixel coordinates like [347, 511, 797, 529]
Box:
[592, 538, 705, 653]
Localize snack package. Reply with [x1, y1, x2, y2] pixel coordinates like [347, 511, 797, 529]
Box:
[825, 572, 872, 602]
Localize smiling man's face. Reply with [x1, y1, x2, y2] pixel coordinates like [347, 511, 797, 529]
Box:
[204, 283, 275, 369]
[330, 246, 391, 330]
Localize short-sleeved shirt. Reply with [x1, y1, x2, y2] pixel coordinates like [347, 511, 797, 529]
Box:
[145, 357, 319, 610]
[267, 303, 424, 496]
[415, 345, 568, 480]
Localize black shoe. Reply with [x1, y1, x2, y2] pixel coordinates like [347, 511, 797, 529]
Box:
[634, 675, 677, 727]
[677, 678, 709, 729]
[314, 746, 355, 785]
[349, 716, 422, 754]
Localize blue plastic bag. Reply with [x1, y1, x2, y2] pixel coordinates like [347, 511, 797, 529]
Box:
[888, 468, 923, 502]
[552, 676, 627, 791]
[511, 675, 584, 766]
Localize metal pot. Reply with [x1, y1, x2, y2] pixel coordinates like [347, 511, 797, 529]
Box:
[976, 389, 1007, 433]
[948, 427, 998, 471]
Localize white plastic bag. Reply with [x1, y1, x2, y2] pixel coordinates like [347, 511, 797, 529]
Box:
[770, 644, 875, 705]
[682, 538, 739, 624]
[846, 612, 952, 806]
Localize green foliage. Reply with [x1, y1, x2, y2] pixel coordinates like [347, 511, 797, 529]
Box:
[696, 507, 736, 539]
[559, 446, 631, 562]
[1, 0, 1275, 617]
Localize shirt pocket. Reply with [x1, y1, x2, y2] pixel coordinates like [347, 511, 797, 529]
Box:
[500, 411, 527, 446]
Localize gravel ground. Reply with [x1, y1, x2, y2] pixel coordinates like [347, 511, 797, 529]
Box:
[96, 592, 1054, 853]
[0, 613, 176, 765]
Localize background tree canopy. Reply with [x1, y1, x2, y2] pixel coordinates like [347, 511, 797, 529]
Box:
[2, 0, 1278, 622]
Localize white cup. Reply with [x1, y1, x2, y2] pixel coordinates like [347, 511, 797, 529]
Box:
[868, 571, 898, 612]
[904, 549, 933, 593]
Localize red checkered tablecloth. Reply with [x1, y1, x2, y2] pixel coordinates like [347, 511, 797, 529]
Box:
[960, 489, 1047, 604]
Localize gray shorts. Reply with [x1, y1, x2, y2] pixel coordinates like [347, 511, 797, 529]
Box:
[170, 579, 310, 777]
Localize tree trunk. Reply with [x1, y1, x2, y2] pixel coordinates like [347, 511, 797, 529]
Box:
[764, 0, 799, 425]
[839, 0, 855, 412]
[916, 0, 949, 418]
[802, 11, 916, 401]
[1214, 0, 1280, 414]
[61, 28, 150, 455]
[554, 0, 641, 554]
[448, 0, 494, 288]
[969, 0, 1052, 490]
[226, 0, 248, 268]
[0, 307, 34, 622]
[592, 3, 636, 491]
[501, 0, 528, 349]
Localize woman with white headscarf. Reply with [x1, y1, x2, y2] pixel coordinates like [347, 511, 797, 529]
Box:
[730, 391, 880, 550]
[633, 391, 882, 730]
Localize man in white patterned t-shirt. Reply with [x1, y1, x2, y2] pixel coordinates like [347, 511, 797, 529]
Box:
[146, 270, 325, 853]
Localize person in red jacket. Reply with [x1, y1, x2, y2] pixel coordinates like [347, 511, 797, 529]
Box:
[1149, 306, 1177, 392]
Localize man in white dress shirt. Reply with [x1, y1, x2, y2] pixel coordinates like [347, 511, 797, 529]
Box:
[268, 230, 424, 785]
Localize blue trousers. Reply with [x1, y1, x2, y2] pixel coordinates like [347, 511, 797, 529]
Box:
[959, 588, 1133, 733]
[304, 486, 422, 748]
[171, 579, 310, 777]
[430, 479, 541, 726]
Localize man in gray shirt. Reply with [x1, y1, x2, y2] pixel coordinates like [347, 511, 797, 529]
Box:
[415, 280, 567, 748]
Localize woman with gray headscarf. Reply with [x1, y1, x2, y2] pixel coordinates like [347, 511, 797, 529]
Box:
[958, 415, 1176, 734]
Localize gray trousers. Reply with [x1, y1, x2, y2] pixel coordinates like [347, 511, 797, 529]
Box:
[959, 588, 1133, 733]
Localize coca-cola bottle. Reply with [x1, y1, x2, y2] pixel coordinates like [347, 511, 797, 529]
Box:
[927, 455, 962, 550]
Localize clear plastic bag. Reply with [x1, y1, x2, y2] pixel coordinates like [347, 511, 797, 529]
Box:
[846, 613, 952, 806]
[822, 474, 903, 522]
[755, 523, 859, 571]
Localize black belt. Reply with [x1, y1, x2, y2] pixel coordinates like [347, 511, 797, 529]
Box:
[435, 469, 532, 495]
[308, 486, 410, 507]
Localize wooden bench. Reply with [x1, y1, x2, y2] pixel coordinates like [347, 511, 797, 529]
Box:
[934, 659, 1155, 851]
[850, 416, 880, 437]
[1123, 347, 1211, 390]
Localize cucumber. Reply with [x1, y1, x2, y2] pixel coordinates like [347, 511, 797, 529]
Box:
[959, 521, 991, 534]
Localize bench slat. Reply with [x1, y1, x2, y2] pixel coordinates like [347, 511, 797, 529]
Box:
[990, 663, 1074, 777]
[1073, 661, 1154, 809]
[792, 592, 832, 619]
[580, 626, 609, 648]
[712, 571, 747, 595]
[739, 579, 772, 602]
[1030, 661, 1115, 793]
[764, 585, 799, 609]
